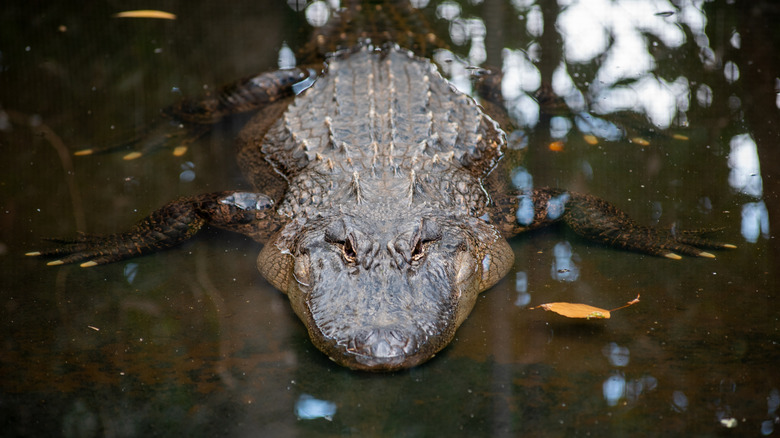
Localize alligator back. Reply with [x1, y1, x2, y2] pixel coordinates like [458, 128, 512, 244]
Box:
[265, 46, 503, 173]
[260, 45, 505, 219]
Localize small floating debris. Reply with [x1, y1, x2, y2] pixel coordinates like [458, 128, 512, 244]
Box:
[123, 151, 143, 161]
[173, 145, 188, 156]
[548, 140, 565, 152]
[113, 10, 177, 20]
[583, 134, 599, 145]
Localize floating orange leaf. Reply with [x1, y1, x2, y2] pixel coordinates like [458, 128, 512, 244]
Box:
[173, 145, 188, 156]
[583, 134, 599, 145]
[532, 302, 611, 319]
[630, 137, 650, 146]
[531, 294, 640, 319]
[548, 141, 565, 152]
[672, 134, 689, 140]
[113, 10, 177, 20]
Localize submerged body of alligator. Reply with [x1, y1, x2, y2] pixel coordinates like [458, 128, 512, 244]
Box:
[30, 2, 732, 371]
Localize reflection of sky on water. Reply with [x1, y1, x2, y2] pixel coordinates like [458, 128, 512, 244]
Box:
[501, 0, 710, 132]
[672, 390, 689, 412]
[764, 389, 780, 435]
[514, 271, 531, 307]
[727, 134, 769, 242]
[123, 262, 139, 284]
[602, 373, 625, 407]
[550, 241, 579, 282]
[295, 394, 337, 421]
[602, 342, 629, 367]
[729, 134, 762, 198]
[776, 78, 780, 109]
[605, 371, 659, 408]
[179, 161, 196, 183]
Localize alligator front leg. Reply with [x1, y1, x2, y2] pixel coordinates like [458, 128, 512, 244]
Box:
[166, 68, 311, 124]
[495, 187, 735, 259]
[27, 191, 282, 267]
[77, 68, 311, 158]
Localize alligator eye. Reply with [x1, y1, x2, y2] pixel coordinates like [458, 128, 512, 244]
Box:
[342, 238, 357, 263]
[410, 236, 439, 262]
[325, 238, 357, 264]
[324, 221, 356, 264]
[326, 238, 357, 264]
[411, 219, 442, 262]
[411, 239, 425, 262]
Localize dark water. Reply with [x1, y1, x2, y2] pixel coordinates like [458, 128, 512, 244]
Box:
[1, 1, 778, 436]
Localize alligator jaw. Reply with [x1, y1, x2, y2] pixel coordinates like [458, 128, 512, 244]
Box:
[322, 326, 445, 372]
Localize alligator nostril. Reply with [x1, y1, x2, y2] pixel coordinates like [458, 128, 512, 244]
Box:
[328, 327, 436, 370]
[372, 339, 398, 358]
[355, 328, 416, 360]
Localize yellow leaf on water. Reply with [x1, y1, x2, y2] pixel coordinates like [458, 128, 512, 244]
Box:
[532, 302, 611, 319]
[531, 294, 640, 320]
[113, 10, 177, 20]
[583, 134, 599, 145]
[548, 141, 565, 152]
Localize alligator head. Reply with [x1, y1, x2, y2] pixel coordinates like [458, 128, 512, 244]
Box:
[258, 210, 513, 371]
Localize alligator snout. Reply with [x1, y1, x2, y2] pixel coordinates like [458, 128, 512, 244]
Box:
[346, 327, 426, 370]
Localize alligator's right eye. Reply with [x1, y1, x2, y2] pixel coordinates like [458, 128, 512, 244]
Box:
[324, 221, 357, 263]
[325, 232, 357, 264]
[341, 238, 357, 263]
[410, 218, 442, 262]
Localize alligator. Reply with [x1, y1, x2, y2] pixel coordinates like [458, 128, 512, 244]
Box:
[28, 1, 733, 371]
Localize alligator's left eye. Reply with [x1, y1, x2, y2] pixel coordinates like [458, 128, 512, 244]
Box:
[411, 218, 442, 262]
[410, 236, 441, 262]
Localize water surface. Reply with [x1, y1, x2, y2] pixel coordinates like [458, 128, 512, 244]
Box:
[1, 1, 778, 436]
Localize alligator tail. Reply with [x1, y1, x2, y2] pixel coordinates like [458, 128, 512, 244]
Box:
[299, 0, 446, 62]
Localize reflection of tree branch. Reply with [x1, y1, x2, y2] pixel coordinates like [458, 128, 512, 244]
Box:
[537, 0, 562, 86]
[536, 0, 562, 132]
[481, 0, 508, 65]
[194, 250, 237, 389]
[6, 110, 86, 231]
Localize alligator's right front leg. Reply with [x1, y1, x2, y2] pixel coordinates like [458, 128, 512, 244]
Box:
[27, 191, 284, 267]
[166, 68, 312, 124]
[77, 68, 312, 158]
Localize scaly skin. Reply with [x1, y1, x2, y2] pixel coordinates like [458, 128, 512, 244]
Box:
[29, 1, 734, 371]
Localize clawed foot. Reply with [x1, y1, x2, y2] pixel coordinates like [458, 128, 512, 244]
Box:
[654, 228, 737, 260]
[26, 233, 154, 267]
[553, 190, 737, 260]
[27, 191, 279, 268]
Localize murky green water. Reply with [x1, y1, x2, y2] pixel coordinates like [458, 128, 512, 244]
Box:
[2, 1, 778, 436]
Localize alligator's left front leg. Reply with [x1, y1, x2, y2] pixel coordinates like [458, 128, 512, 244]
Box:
[493, 187, 735, 258]
[27, 191, 283, 267]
